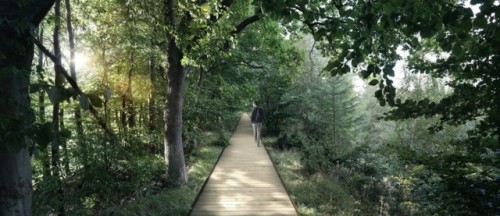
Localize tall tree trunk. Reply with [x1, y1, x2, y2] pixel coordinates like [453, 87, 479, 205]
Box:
[138, 104, 142, 126]
[127, 100, 135, 128]
[332, 83, 337, 145]
[0, 146, 32, 216]
[37, 28, 46, 123]
[64, 0, 84, 137]
[52, 0, 65, 214]
[163, 0, 188, 185]
[127, 54, 135, 128]
[165, 38, 188, 185]
[37, 27, 52, 179]
[148, 57, 156, 130]
[0, 29, 34, 213]
[60, 109, 70, 175]
[0, 1, 54, 214]
[121, 95, 127, 131]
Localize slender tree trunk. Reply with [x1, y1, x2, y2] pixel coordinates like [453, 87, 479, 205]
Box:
[127, 54, 135, 128]
[64, 0, 76, 80]
[37, 28, 46, 123]
[37, 27, 52, 179]
[491, 83, 500, 145]
[60, 109, 71, 175]
[332, 83, 337, 145]
[121, 95, 127, 130]
[0, 2, 54, 213]
[115, 109, 120, 130]
[148, 96, 156, 130]
[149, 57, 156, 130]
[64, 0, 84, 137]
[197, 67, 204, 88]
[127, 100, 135, 128]
[52, 1, 65, 214]
[138, 104, 142, 126]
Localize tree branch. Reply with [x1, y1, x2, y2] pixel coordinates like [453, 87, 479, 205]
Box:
[1, 0, 55, 26]
[234, 60, 267, 69]
[33, 38, 115, 138]
[232, 15, 260, 35]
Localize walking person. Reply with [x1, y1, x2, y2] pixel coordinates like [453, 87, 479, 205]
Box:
[251, 100, 264, 147]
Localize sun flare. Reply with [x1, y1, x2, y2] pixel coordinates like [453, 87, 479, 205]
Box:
[74, 53, 89, 70]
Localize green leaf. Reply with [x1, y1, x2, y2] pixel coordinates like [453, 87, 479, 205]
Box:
[87, 94, 104, 108]
[79, 95, 89, 110]
[105, 89, 113, 99]
[30, 83, 42, 93]
[323, 60, 339, 73]
[383, 64, 395, 77]
[379, 99, 386, 106]
[47, 87, 58, 105]
[361, 64, 376, 78]
[473, 16, 487, 28]
[60, 87, 77, 102]
[420, 27, 434, 38]
[443, 10, 459, 25]
[452, 45, 465, 59]
[374, 89, 383, 98]
[60, 128, 72, 138]
[351, 56, 363, 67]
[368, 79, 379, 86]
[33, 122, 52, 149]
[339, 65, 350, 75]
[382, 3, 395, 14]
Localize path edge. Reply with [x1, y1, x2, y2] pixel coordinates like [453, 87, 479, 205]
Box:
[262, 134, 301, 216]
[186, 113, 243, 216]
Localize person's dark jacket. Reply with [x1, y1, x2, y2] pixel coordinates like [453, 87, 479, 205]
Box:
[251, 107, 264, 123]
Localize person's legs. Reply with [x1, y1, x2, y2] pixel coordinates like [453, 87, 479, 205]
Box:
[252, 123, 258, 143]
[256, 123, 262, 146]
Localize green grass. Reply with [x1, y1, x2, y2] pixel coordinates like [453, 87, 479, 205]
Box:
[266, 138, 361, 216]
[99, 114, 241, 216]
[101, 145, 223, 216]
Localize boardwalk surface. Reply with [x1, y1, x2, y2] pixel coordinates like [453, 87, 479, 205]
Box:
[190, 114, 297, 216]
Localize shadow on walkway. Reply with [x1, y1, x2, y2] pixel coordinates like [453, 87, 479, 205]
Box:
[190, 114, 297, 216]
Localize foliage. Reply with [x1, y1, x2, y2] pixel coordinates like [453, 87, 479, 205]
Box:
[100, 145, 223, 216]
[259, 0, 500, 214]
[2, 0, 499, 215]
[271, 35, 362, 173]
[269, 146, 391, 216]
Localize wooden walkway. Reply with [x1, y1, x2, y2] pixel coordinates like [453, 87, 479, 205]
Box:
[190, 114, 297, 216]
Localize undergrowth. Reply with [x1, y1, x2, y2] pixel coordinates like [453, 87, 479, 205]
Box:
[266, 137, 384, 216]
[99, 113, 241, 215]
[102, 145, 223, 216]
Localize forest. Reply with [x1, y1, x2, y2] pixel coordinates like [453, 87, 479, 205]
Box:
[0, 0, 499, 215]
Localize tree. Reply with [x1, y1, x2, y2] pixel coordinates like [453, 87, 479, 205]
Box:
[262, 0, 499, 213]
[64, 0, 84, 137]
[0, 1, 55, 215]
[262, 0, 499, 141]
[161, 0, 260, 185]
[50, 0, 66, 214]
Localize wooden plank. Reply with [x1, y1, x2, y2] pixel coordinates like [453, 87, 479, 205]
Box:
[201, 187, 287, 191]
[196, 197, 290, 203]
[191, 211, 297, 216]
[190, 114, 297, 216]
[193, 206, 295, 212]
[194, 202, 294, 207]
[205, 181, 283, 185]
[196, 196, 290, 202]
